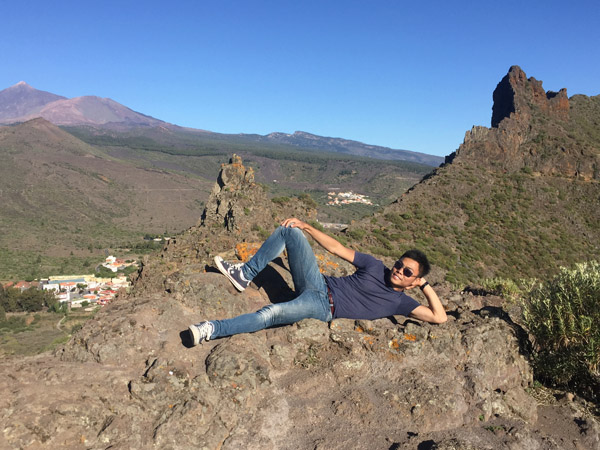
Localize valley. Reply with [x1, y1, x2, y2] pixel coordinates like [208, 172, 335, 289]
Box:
[0, 119, 433, 281]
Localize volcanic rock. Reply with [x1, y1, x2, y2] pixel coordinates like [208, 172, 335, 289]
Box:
[452, 65, 596, 179]
[1, 151, 598, 448]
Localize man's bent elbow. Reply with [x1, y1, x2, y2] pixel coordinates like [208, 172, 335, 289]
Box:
[431, 311, 448, 324]
[432, 314, 448, 324]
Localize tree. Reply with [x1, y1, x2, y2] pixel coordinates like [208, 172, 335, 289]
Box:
[0, 286, 19, 312]
[16, 288, 46, 312]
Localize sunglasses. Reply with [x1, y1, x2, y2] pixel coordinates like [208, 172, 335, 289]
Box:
[393, 260, 417, 278]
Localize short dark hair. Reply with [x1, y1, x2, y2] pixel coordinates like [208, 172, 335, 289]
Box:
[400, 249, 430, 277]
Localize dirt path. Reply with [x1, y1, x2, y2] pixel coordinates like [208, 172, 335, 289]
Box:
[56, 315, 66, 332]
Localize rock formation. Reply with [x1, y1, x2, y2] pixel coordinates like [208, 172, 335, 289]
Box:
[452, 65, 597, 179]
[491, 66, 569, 128]
[1, 155, 598, 449]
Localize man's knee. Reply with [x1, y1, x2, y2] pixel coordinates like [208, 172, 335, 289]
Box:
[257, 304, 279, 326]
[281, 225, 305, 242]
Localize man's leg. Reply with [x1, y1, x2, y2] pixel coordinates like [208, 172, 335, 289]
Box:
[194, 226, 329, 342]
[243, 226, 323, 293]
[210, 285, 331, 339]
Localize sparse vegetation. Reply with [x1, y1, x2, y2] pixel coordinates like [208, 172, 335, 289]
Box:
[0, 308, 97, 357]
[520, 261, 600, 402]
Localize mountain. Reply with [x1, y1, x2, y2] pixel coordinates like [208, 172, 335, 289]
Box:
[0, 82, 443, 166]
[0, 82, 164, 127]
[2, 69, 600, 448]
[344, 65, 600, 286]
[0, 81, 66, 120]
[241, 130, 444, 165]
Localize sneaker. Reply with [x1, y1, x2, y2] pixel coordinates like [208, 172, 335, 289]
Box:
[214, 255, 251, 292]
[188, 321, 214, 346]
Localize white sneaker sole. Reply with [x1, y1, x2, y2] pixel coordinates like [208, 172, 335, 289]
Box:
[188, 325, 200, 346]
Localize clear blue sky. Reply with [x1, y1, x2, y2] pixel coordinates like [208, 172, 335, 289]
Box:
[1, 0, 598, 157]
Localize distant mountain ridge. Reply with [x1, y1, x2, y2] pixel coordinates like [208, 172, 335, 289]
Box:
[0, 82, 164, 127]
[242, 130, 443, 165]
[0, 82, 443, 165]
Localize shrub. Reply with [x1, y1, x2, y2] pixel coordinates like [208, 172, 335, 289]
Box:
[271, 196, 290, 205]
[298, 193, 318, 209]
[482, 277, 521, 300]
[346, 229, 366, 241]
[308, 220, 324, 232]
[521, 261, 600, 402]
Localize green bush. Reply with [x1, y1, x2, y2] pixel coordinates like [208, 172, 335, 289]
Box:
[346, 229, 366, 241]
[298, 193, 318, 209]
[308, 220, 324, 232]
[521, 261, 600, 402]
[482, 277, 522, 300]
[271, 196, 290, 205]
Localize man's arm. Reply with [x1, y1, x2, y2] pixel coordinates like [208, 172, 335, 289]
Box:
[281, 218, 355, 264]
[408, 280, 447, 324]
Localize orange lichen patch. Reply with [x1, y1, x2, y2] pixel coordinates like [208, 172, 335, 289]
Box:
[235, 242, 261, 262]
[403, 333, 417, 342]
[362, 335, 375, 346]
[388, 339, 400, 349]
[315, 254, 340, 273]
[355, 326, 365, 333]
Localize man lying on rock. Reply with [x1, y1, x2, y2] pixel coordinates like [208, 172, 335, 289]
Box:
[188, 218, 447, 345]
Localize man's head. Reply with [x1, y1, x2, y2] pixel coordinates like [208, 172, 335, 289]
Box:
[389, 249, 430, 291]
[399, 249, 430, 278]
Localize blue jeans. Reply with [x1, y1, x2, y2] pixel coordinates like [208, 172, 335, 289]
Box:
[211, 226, 332, 339]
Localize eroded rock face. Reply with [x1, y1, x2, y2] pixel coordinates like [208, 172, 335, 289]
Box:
[453, 66, 597, 180]
[201, 154, 266, 232]
[492, 66, 569, 128]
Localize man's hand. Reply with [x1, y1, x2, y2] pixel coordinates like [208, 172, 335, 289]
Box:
[281, 218, 307, 229]
[403, 277, 424, 291]
[280, 217, 355, 264]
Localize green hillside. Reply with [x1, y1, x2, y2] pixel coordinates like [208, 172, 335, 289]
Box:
[342, 68, 599, 287]
[0, 120, 433, 281]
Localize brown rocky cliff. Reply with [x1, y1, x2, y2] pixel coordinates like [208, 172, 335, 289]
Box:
[492, 65, 569, 128]
[132, 154, 317, 294]
[453, 66, 597, 179]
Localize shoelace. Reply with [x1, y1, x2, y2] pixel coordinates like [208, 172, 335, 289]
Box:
[227, 262, 244, 272]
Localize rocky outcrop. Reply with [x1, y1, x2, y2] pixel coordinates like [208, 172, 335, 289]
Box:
[452, 66, 597, 179]
[200, 154, 265, 231]
[131, 154, 317, 294]
[492, 66, 569, 127]
[1, 154, 598, 449]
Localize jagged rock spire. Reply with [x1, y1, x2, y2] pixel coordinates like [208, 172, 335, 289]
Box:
[200, 154, 266, 231]
[491, 65, 569, 127]
[450, 66, 596, 179]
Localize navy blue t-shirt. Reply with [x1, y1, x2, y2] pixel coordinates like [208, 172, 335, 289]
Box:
[324, 252, 420, 320]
